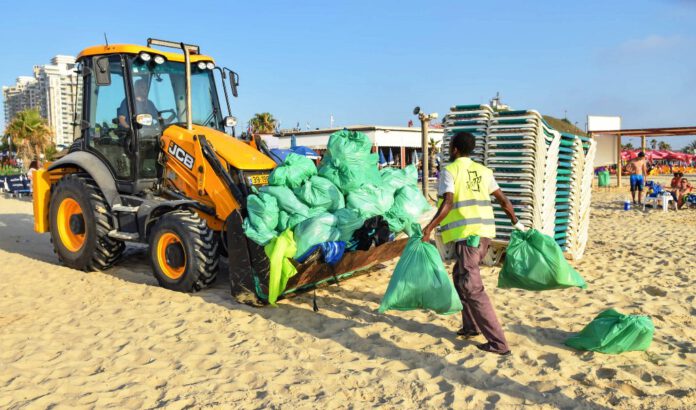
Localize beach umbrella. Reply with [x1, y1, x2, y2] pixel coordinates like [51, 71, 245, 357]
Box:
[412, 150, 419, 166]
[290, 134, 297, 149]
[388, 148, 395, 165]
[378, 149, 387, 166]
[292, 146, 322, 160]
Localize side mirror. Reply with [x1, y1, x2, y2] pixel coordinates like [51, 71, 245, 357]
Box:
[229, 71, 239, 97]
[224, 116, 237, 127]
[135, 114, 153, 127]
[94, 57, 111, 86]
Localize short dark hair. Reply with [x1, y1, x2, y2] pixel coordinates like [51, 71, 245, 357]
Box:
[451, 131, 476, 156]
[638, 151, 645, 158]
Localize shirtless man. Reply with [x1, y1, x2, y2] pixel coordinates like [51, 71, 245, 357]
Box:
[627, 152, 648, 205]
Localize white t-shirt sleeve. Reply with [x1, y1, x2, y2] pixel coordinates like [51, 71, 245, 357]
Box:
[488, 175, 500, 194]
[438, 169, 455, 197]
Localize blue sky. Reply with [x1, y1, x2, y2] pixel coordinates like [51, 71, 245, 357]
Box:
[2, 0, 695, 148]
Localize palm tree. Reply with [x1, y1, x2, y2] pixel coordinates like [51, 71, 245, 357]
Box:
[249, 113, 277, 134]
[428, 138, 439, 177]
[649, 139, 657, 150]
[681, 140, 696, 154]
[657, 141, 672, 151]
[621, 142, 634, 150]
[4, 109, 53, 167]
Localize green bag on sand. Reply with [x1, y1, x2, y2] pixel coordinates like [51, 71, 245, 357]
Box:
[380, 165, 418, 191]
[498, 229, 587, 291]
[318, 130, 382, 192]
[334, 208, 365, 242]
[292, 213, 341, 258]
[268, 153, 317, 189]
[384, 185, 432, 232]
[345, 184, 395, 219]
[259, 185, 311, 217]
[294, 175, 345, 212]
[379, 224, 463, 315]
[565, 309, 654, 354]
[242, 193, 279, 245]
[265, 229, 298, 305]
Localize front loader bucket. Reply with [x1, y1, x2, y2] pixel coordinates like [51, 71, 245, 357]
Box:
[226, 211, 408, 305]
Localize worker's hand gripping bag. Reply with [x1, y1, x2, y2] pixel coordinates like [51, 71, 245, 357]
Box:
[498, 229, 587, 291]
[565, 309, 654, 354]
[379, 224, 463, 315]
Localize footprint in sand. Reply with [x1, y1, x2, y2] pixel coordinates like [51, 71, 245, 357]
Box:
[666, 389, 690, 398]
[596, 368, 617, 380]
[643, 285, 667, 297]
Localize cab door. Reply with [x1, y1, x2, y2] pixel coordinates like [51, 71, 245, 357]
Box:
[83, 54, 136, 189]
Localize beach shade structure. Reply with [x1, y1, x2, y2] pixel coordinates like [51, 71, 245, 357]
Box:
[379, 149, 388, 166]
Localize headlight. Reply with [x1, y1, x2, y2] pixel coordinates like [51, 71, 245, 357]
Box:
[197, 61, 207, 70]
[153, 55, 165, 65]
[139, 52, 152, 62]
[206, 62, 215, 70]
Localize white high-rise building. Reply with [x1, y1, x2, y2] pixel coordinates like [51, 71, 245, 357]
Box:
[3, 55, 82, 147]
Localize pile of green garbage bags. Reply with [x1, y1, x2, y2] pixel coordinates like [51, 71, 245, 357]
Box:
[498, 229, 587, 291]
[241, 130, 433, 303]
[379, 224, 462, 315]
[565, 309, 654, 354]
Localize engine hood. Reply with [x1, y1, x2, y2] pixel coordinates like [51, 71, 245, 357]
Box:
[165, 124, 277, 171]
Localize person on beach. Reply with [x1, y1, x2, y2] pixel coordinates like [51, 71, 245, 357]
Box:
[670, 172, 683, 189]
[675, 178, 693, 209]
[627, 152, 648, 205]
[422, 131, 522, 356]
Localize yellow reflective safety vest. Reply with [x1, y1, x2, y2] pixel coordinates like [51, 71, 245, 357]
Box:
[439, 157, 496, 243]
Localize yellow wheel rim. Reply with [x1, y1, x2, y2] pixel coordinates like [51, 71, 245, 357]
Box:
[56, 197, 85, 252]
[157, 232, 186, 279]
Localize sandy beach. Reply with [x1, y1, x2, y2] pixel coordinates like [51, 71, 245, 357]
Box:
[0, 190, 694, 409]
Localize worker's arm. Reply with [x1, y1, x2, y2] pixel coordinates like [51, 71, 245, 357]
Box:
[643, 162, 648, 176]
[118, 115, 130, 129]
[491, 189, 519, 226]
[422, 192, 453, 243]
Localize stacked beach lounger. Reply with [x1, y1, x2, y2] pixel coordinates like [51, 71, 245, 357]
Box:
[443, 104, 492, 164]
[441, 103, 596, 261]
[485, 110, 559, 241]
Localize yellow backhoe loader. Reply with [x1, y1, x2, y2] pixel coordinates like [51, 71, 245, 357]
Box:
[32, 39, 406, 305]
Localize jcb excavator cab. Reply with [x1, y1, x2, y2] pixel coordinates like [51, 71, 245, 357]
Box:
[75, 40, 237, 194]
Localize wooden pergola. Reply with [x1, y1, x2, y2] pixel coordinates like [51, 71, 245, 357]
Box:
[589, 126, 696, 187]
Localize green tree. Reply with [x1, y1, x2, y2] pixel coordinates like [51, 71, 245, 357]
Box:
[681, 140, 696, 153]
[657, 141, 671, 151]
[649, 139, 657, 150]
[4, 109, 53, 167]
[621, 142, 634, 150]
[249, 112, 277, 134]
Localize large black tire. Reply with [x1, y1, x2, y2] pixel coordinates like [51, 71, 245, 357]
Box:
[149, 210, 219, 292]
[49, 173, 125, 270]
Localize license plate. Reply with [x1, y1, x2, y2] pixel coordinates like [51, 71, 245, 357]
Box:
[249, 174, 269, 185]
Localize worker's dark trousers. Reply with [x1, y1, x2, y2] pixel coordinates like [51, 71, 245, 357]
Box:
[453, 238, 510, 353]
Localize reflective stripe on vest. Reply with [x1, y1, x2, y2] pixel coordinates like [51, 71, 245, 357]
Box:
[439, 157, 496, 243]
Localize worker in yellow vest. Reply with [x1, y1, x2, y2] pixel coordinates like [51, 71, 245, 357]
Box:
[423, 131, 523, 356]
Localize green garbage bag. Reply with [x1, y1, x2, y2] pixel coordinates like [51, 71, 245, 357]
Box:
[292, 213, 341, 258]
[379, 224, 463, 314]
[294, 175, 345, 212]
[384, 185, 432, 232]
[259, 185, 311, 216]
[598, 171, 610, 187]
[345, 184, 395, 219]
[242, 193, 279, 245]
[318, 130, 382, 192]
[334, 208, 365, 242]
[276, 210, 309, 232]
[264, 229, 298, 305]
[268, 153, 317, 189]
[565, 309, 654, 354]
[381, 165, 418, 191]
[498, 229, 587, 291]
